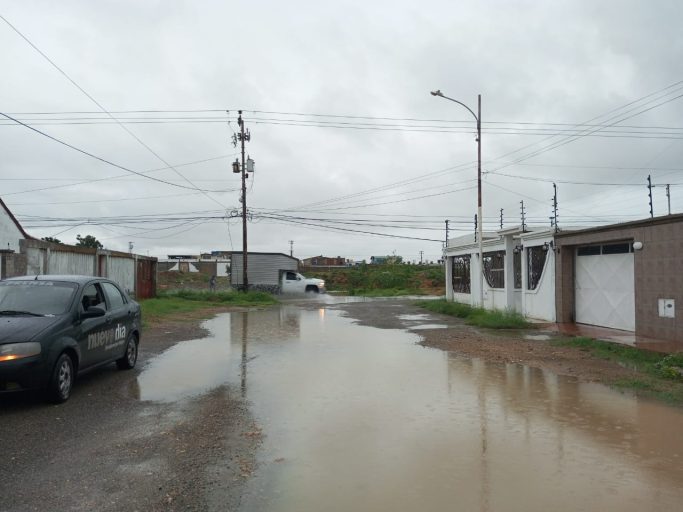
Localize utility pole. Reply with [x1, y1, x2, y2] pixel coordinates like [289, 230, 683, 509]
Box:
[647, 174, 654, 218]
[419, 250, 424, 264]
[289, 240, 294, 257]
[232, 110, 252, 291]
[520, 200, 527, 232]
[444, 220, 450, 247]
[430, 90, 483, 306]
[666, 184, 671, 215]
[552, 182, 558, 233]
[500, 209, 503, 229]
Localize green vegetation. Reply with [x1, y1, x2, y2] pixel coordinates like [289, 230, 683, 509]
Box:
[552, 337, 683, 404]
[307, 264, 444, 296]
[416, 299, 531, 329]
[141, 290, 276, 323]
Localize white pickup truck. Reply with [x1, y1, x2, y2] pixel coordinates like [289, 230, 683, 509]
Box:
[281, 270, 326, 294]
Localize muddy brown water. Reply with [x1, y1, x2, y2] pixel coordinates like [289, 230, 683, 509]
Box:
[137, 304, 683, 511]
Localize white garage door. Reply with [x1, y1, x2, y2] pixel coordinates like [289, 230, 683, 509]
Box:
[575, 243, 635, 331]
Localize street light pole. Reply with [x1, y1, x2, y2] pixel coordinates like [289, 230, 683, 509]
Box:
[431, 90, 484, 307]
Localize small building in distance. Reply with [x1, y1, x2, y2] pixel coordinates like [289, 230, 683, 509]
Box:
[370, 255, 403, 265]
[301, 255, 349, 268]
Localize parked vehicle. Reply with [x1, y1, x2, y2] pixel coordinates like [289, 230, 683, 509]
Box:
[280, 271, 326, 294]
[0, 275, 141, 403]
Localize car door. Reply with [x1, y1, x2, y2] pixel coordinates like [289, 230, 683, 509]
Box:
[77, 282, 110, 368]
[100, 281, 131, 361]
[281, 271, 300, 293]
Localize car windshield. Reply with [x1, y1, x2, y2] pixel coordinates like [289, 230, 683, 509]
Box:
[0, 281, 78, 316]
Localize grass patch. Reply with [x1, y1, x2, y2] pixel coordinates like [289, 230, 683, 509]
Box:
[416, 299, 531, 329]
[552, 337, 664, 372]
[553, 337, 683, 405]
[305, 264, 444, 294]
[141, 290, 276, 324]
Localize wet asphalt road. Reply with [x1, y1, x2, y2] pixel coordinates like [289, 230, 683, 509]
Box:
[3, 299, 683, 512]
[0, 322, 257, 512]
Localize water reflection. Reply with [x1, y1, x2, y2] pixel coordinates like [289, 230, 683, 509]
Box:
[137, 306, 683, 511]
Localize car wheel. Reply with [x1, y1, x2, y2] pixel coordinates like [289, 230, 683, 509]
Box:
[116, 335, 138, 370]
[47, 353, 74, 403]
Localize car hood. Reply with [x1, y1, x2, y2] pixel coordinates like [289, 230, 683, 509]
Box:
[0, 315, 63, 344]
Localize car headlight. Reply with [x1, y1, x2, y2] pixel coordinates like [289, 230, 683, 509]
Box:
[0, 342, 42, 362]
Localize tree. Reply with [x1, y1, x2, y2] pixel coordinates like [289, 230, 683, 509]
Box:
[75, 234, 103, 249]
[41, 236, 62, 244]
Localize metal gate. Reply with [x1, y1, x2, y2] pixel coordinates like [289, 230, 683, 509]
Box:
[575, 244, 635, 331]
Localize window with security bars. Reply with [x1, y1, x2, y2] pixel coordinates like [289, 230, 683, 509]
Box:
[514, 250, 522, 289]
[527, 246, 548, 290]
[452, 255, 471, 293]
[483, 251, 505, 289]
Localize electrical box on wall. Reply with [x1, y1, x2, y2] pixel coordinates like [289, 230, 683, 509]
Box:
[658, 299, 675, 318]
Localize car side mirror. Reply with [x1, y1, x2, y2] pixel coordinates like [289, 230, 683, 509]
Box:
[81, 306, 106, 319]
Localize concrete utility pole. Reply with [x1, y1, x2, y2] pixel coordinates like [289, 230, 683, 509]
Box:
[289, 240, 294, 257]
[431, 90, 483, 306]
[232, 111, 252, 291]
[444, 220, 449, 247]
[648, 174, 654, 218]
[552, 182, 558, 232]
[420, 250, 424, 264]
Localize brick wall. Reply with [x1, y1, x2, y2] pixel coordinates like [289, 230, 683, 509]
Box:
[555, 215, 683, 342]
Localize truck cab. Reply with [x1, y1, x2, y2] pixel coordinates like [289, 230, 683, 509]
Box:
[281, 271, 326, 294]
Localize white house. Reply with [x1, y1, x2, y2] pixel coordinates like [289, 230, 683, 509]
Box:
[0, 197, 32, 252]
[444, 226, 557, 321]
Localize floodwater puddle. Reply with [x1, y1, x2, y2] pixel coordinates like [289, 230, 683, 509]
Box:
[138, 305, 683, 511]
[409, 323, 448, 330]
[523, 333, 552, 341]
[136, 335, 233, 402]
[397, 313, 432, 321]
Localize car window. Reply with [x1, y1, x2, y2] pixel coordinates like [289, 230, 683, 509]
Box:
[81, 283, 106, 311]
[0, 281, 78, 315]
[102, 282, 126, 310]
[286, 272, 297, 280]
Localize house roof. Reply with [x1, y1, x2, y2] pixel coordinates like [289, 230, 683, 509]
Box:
[554, 213, 683, 238]
[0, 196, 34, 240]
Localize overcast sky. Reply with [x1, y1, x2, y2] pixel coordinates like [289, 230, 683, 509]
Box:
[1, 0, 682, 262]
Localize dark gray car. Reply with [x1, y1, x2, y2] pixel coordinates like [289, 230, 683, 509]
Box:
[0, 275, 141, 403]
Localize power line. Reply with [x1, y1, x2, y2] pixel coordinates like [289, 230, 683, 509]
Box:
[0, 14, 228, 210]
[0, 112, 228, 193]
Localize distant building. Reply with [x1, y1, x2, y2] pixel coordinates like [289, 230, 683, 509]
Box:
[302, 255, 348, 267]
[370, 255, 403, 265]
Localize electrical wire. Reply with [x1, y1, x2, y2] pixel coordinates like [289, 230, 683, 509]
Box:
[0, 14, 230, 210]
[0, 112, 230, 193]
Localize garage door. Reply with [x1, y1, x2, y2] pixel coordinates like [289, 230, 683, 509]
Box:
[575, 243, 635, 331]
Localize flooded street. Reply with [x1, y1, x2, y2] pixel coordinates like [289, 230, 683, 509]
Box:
[139, 303, 683, 511]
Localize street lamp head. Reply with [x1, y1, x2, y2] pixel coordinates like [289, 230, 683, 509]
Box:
[430, 90, 443, 97]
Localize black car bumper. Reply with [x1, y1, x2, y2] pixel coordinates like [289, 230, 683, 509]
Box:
[0, 356, 47, 392]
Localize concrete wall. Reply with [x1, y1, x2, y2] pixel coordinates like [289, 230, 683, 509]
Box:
[444, 231, 556, 321]
[6, 240, 156, 299]
[555, 214, 683, 342]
